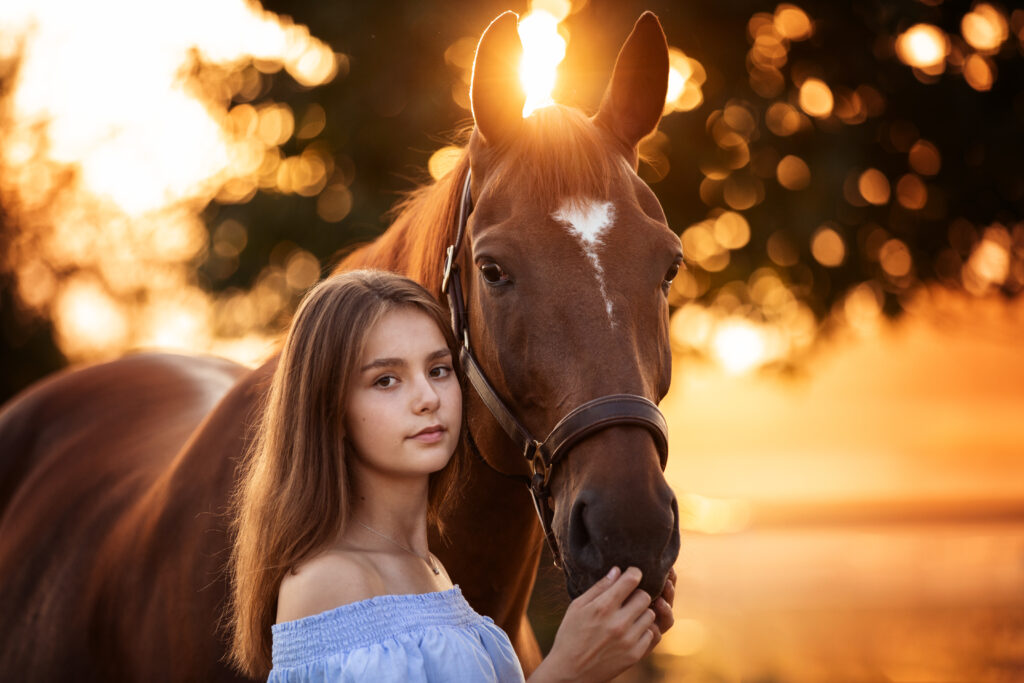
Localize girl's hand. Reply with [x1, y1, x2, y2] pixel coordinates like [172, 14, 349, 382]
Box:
[529, 566, 661, 683]
[647, 566, 676, 656]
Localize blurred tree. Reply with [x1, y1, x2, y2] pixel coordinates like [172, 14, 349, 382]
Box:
[248, 0, 1024, 321]
[1, 0, 1023, 402]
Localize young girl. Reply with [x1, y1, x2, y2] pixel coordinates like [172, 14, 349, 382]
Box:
[229, 270, 675, 682]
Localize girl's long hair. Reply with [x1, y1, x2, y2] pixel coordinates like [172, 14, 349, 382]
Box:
[227, 270, 464, 677]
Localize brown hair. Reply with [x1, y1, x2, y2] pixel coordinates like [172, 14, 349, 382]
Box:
[226, 269, 464, 677]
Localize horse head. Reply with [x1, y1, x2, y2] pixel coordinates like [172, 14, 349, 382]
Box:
[459, 11, 681, 599]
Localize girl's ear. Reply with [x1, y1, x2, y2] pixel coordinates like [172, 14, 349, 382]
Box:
[470, 11, 526, 149]
[594, 12, 670, 152]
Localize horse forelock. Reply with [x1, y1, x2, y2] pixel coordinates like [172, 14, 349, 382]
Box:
[488, 105, 621, 208]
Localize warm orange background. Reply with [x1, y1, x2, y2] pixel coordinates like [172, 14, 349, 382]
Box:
[648, 290, 1024, 682]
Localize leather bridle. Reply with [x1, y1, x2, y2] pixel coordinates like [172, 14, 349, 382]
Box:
[440, 170, 669, 568]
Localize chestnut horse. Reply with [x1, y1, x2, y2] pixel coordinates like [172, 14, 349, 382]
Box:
[0, 11, 680, 681]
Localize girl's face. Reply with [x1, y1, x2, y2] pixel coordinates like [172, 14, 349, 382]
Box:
[344, 308, 462, 479]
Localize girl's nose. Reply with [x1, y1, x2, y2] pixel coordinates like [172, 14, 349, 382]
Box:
[412, 376, 441, 413]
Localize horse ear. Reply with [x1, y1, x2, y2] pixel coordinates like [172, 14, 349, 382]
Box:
[594, 11, 669, 151]
[470, 11, 525, 148]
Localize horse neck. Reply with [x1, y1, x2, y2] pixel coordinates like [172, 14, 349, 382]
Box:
[439, 427, 546, 629]
[334, 159, 468, 298]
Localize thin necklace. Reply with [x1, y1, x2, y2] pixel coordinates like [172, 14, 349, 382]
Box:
[353, 520, 440, 575]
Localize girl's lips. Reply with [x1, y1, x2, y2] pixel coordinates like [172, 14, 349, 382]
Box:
[411, 426, 445, 443]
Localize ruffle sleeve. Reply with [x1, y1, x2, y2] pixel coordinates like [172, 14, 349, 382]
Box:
[268, 586, 524, 683]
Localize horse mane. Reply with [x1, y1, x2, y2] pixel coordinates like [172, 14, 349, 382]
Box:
[334, 105, 618, 295]
[333, 149, 470, 299]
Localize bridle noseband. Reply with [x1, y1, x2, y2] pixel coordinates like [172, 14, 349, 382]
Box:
[441, 170, 669, 568]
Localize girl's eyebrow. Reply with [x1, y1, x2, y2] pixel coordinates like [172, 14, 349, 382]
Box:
[360, 348, 450, 372]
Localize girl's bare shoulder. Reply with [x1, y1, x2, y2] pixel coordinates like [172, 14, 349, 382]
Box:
[275, 549, 386, 624]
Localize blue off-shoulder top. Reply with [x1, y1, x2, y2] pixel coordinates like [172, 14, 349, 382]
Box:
[268, 586, 525, 682]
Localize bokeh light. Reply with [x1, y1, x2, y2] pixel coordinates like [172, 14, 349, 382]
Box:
[765, 102, 806, 136]
[811, 226, 845, 267]
[895, 24, 949, 70]
[963, 53, 995, 91]
[798, 78, 833, 118]
[858, 168, 891, 205]
[963, 224, 1012, 295]
[773, 4, 812, 42]
[908, 139, 941, 176]
[665, 47, 706, 114]
[776, 154, 811, 190]
[896, 173, 928, 210]
[961, 3, 1009, 53]
[713, 211, 751, 250]
[880, 238, 912, 277]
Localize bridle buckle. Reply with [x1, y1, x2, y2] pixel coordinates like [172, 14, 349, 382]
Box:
[441, 245, 455, 294]
[526, 440, 550, 488]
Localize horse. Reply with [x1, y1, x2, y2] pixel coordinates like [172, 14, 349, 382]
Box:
[0, 10, 680, 681]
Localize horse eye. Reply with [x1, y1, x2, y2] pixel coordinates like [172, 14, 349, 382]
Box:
[480, 262, 509, 285]
[663, 261, 681, 286]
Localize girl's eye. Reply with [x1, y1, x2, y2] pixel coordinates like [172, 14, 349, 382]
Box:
[479, 261, 510, 285]
[374, 375, 398, 388]
[430, 365, 452, 379]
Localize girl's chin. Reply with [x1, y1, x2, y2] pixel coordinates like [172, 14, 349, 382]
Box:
[399, 447, 456, 473]
[355, 442, 456, 478]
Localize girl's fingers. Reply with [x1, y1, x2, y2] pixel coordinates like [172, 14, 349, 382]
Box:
[644, 624, 663, 656]
[630, 626, 656, 659]
[653, 596, 674, 633]
[620, 587, 653, 621]
[661, 578, 675, 606]
[593, 566, 643, 610]
[575, 566, 622, 605]
[624, 607, 657, 643]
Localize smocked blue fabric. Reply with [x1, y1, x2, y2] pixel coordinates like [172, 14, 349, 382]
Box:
[268, 586, 525, 682]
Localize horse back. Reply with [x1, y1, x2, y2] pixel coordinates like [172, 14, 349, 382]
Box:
[0, 353, 254, 681]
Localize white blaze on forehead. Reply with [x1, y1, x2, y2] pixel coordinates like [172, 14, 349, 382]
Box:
[553, 200, 614, 246]
[551, 198, 616, 322]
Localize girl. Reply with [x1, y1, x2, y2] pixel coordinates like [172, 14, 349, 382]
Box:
[229, 270, 675, 682]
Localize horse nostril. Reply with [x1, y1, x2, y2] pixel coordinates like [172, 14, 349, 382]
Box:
[567, 498, 604, 573]
[568, 499, 590, 551]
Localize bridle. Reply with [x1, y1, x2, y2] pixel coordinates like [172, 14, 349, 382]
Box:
[440, 170, 669, 568]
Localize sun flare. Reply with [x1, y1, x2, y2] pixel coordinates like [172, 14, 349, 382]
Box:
[711, 318, 770, 375]
[518, 4, 570, 117]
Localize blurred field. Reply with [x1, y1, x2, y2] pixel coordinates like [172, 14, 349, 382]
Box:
[644, 524, 1024, 682]
[584, 291, 1024, 682]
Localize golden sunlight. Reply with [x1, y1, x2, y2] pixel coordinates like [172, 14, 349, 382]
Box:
[711, 318, 769, 374]
[656, 617, 707, 657]
[53, 274, 130, 357]
[679, 492, 752, 534]
[0, 0, 338, 364]
[518, 3, 570, 117]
